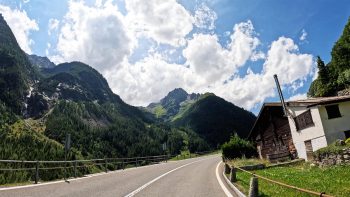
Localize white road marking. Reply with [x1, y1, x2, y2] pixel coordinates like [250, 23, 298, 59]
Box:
[216, 161, 233, 197]
[124, 157, 211, 197]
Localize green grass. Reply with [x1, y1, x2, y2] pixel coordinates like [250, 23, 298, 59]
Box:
[228, 158, 269, 167]
[153, 105, 167, 118]
[233, 162, 350, 196]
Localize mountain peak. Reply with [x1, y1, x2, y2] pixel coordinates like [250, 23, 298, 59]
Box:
[27, 54, 55, 69]
[162, 88, 188, 101]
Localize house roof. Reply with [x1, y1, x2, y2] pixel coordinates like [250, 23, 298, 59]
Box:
[286, 95, 350, 107]
[247, 102, 283, 139]
[248, 95, 350, 139]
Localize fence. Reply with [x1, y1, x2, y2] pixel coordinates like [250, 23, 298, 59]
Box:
[223, 161, 334, 197]
[0, 151, 213, 185]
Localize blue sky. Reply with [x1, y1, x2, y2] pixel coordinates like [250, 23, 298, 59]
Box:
[0, 0, 349, 114]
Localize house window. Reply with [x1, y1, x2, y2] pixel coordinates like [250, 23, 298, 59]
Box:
[325, 104, 341, 119]
[294, 110, 314, 131]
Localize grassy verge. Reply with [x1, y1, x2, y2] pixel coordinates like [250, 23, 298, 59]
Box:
[228, 158, 269, 167]
[233, 162, 350, 196]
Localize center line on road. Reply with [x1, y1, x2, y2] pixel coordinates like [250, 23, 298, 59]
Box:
[124, 157, 212, 197]
[216, 161, 233, 197]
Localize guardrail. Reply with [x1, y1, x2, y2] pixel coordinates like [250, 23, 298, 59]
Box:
[0, 151, 214, 185]
[222, 159, 334, 197]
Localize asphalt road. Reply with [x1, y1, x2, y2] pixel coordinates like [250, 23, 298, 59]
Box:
[0, 154, 238, 197]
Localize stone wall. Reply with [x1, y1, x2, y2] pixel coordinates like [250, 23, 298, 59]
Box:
[337, 88, 350, 96]
[313, 147, 350, 167]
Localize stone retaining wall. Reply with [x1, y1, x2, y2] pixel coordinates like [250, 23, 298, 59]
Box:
[337, 88, 350, 96]
[313, 147, 350, 167]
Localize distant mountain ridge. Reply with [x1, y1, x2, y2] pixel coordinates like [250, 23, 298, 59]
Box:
[147, 88, 200, 121]
[147, 89, 256, 147]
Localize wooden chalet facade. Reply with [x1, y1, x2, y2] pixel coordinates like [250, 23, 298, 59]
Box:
[248, 103, 296, 162]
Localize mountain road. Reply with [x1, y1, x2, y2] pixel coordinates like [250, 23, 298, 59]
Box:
[0, 154, 238, 197]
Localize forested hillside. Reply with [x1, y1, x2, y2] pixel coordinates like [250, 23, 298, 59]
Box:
[0, 14, 38, 114]
[172, 93, 256, 147]
[308, 18, 350, 97]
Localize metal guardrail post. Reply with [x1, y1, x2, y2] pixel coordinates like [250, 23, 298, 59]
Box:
[105, 159, 108, 173]
[35, 160, 39, 184]
[230, 167, 237, 182]
[74, 160, 77, 178]
[224, 163, 231, 174]
[249, 176, 258, 197]
[136, 158, 138, 167]
[122, 159, 125, 170]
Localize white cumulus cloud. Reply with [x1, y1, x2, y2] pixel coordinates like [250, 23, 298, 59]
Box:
[48, 18, 59, 35]
[300, 29, 307, 41]
[125, 0, 194, 46]
[0, 4, 38, 54]
[183, 20, 260, 85]
[288, 93, 307, 101]
[50, 0, 132, 71]
[194, 3, 217, 30]
[212, 36, 314, 109]
[105, 54, 195, 106]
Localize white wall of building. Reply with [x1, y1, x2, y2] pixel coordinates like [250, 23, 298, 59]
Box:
[311, 136, 328, 152]
[287, 101, 350, 160]
[287, 106, 326, 160]
[318, 101, 350, 143]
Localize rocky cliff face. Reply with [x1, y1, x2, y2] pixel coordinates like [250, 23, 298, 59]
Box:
[27, 54, 56, 69]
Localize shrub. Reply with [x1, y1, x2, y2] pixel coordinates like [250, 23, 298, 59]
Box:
[221, 134, 256, 159]
[314, 140, 350, 158]
[345, 138, 350, 145]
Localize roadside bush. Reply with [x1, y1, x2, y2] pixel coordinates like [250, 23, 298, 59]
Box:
[221, 134, 256, 159]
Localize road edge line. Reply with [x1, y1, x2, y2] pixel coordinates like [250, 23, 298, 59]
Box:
[215, 161, 233, 197]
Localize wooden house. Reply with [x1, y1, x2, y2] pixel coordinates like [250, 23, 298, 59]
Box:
[248, 103, 296, 162]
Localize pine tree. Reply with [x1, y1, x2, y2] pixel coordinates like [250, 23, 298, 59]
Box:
[331, 17, 350, 73]
[317, 56, 329, 85]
